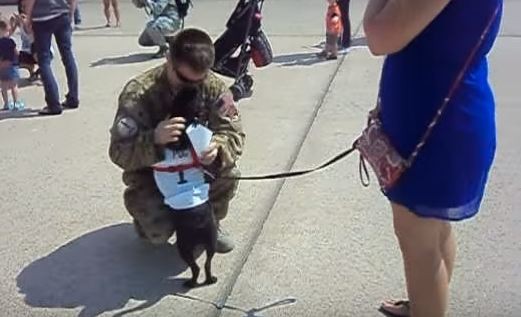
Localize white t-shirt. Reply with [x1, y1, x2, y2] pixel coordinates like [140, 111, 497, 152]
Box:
[152, 147, 209, 210]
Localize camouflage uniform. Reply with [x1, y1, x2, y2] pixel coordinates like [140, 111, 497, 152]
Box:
[109, 65, 245, 244]
[137, 0, 183, 48]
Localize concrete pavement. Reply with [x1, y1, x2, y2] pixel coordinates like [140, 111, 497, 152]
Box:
[0, 1, 519, 316]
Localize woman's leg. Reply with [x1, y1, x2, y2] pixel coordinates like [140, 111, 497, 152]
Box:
[111, 0, 121, 27]
[10, 82, 19, 103]
[1, 82, 9, 107]
[331, 36, 339, 57]
[440, 220, 456, 283]
[103, 0, 111, 26]
[391, 203, 452, 317]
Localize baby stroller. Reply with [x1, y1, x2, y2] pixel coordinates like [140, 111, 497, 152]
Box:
[212, 0, 273, 101]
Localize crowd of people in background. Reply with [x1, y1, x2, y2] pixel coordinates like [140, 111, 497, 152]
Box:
[0, 0, 122, 115]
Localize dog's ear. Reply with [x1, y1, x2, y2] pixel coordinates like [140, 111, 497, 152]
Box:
[171, 87, 201, 124]
[167, 87, 202, 151]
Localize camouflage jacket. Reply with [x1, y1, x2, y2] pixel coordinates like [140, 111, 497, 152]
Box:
[109, 64, 245, 189]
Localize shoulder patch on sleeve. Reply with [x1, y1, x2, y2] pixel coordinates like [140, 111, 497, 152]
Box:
[115, 116, 139, 139]
[217, 91, 239, 120]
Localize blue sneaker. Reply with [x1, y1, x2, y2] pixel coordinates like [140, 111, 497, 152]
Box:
[14, 101, 25, 111]
[7, 102, 15, 111]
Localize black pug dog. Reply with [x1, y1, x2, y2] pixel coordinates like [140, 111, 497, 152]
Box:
[167, 87, 218, 288]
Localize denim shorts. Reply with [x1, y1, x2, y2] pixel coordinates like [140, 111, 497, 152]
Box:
[0, 66, 20, 82]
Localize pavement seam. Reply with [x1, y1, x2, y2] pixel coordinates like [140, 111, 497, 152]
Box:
[209, 22, 365, 317]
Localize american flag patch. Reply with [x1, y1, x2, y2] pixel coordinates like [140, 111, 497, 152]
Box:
[217, 92, 239, 119]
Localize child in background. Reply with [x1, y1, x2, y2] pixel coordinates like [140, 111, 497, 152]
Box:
[319, 0, 343, 60]
[0, 19, 24, 111]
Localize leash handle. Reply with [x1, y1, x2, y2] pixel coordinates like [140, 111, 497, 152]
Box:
[359, 156, 370, 187]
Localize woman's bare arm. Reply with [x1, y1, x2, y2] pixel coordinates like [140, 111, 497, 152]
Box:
[363, 0, 451, 55]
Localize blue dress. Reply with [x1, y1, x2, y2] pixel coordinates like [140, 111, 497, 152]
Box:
[379, 0, 503, 221]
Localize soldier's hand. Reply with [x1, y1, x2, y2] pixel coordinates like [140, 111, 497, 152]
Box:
[154, 117, 186, 145]
[200, 142, 219, 166]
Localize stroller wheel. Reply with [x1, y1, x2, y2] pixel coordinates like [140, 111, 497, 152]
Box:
[241, 74, 254, 91]
[229, 84, 243, 102]
[230, 78, 253, 102]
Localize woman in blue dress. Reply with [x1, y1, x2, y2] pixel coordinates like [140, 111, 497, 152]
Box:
[363, 0, 502, 316]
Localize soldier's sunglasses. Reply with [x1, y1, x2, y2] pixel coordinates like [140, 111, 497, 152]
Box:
[174, 67, 207, 85]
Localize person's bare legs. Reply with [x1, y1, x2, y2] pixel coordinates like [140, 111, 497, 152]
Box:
[385, 203, 452, 317]
[324, 43, 332, 57]
[103, 0, 111, 27]
[10, 82, 19, 103]
[1, 82, 9, 108]
[331, 37, 339, 58]
[317, 42, 328, 57]
[440, 220, 456, 283]
[111, 0, 121, 27]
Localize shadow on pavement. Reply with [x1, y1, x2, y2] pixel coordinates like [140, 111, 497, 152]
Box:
[74, 25, 110, 32]
[349, 37, 369, 47]
[272, 51, 326, 67]
[308, 36, 368, 50]
[90, 52, 156, 67]
[16, 223, 192, 317]
[273, 37, 368, 67]
[0, 108, 40, 121]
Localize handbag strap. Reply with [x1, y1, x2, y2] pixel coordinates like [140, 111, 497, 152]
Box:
[405, 5, 500, 167]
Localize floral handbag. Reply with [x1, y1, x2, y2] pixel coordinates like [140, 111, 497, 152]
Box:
[353, 6, 500, 192]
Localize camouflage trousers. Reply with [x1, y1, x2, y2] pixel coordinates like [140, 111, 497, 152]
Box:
[123, 170, 239, 244]
[138, 16, 182, 47]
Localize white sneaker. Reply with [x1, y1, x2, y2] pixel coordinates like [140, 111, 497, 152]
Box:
[14, 101, 25, 111]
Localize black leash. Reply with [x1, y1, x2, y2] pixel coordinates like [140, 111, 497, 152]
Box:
[221, 145, 360, 181]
